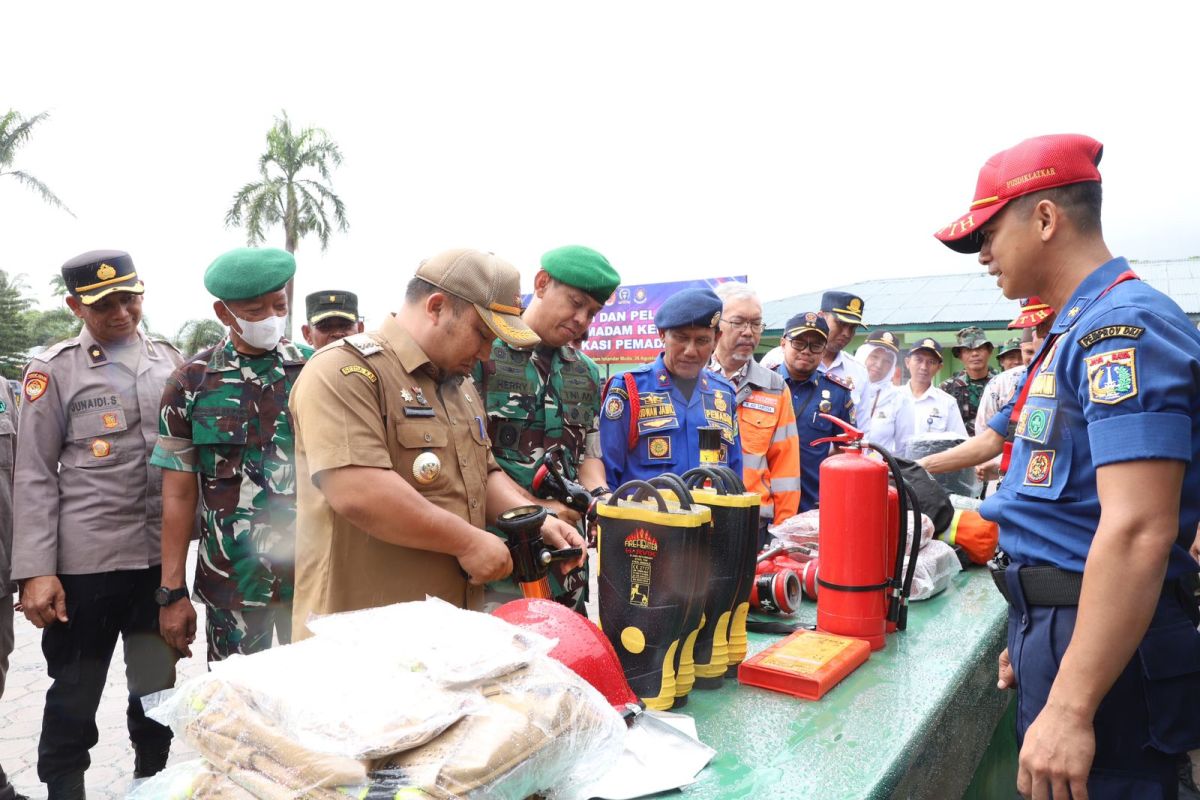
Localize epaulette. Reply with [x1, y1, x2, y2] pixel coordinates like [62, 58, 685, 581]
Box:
[150, 338, 182, 355]
[35, 337, 82, 363]
[342, 333, 384, 357]
[824, 371, 853, 391]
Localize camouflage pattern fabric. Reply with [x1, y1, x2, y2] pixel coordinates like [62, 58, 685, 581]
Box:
[939, 367, 998, 436]
[150, 338, 304, 610]
[474, 342, 602, 484]
[204, 605, 292, 662]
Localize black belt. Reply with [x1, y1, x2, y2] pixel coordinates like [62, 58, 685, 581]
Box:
[989, 563, 1083, 606]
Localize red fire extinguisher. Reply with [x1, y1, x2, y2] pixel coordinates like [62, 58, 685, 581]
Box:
[811, 415, 921, 650]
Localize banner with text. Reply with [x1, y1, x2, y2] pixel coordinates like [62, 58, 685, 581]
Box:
[577, 276, 747, 364]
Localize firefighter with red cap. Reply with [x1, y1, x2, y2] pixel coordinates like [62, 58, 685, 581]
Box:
[934, 134, 1200, 799]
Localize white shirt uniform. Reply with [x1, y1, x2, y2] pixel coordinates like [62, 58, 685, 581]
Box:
[893, 382, 968, 458]
[861, 381, 903, 453]
[817, 350, 869, 414]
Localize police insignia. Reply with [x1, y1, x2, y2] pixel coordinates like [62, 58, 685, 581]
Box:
[648, 436, 671, 460]
[399, 388, 414, 402]
[23, 371, 49, 403]
[96, 263, 117, 280]
[412, 451, 441, 484]
[88, 345, 105, 364]
[1086, 348, 1137, 405]
[1024, 449, 1055, 487]
[605, 395, 625, 419]
[102, 412, 119, 429]
[91, 439, 112, 458]
[340, 364, 378, 383]
[1078, 325, 1144, 349]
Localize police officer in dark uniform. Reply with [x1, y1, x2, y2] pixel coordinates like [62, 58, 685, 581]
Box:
[936, 133, 1200, 798]
[599, 288, 742, 488]
[298, 290, 363, 357]
[776, 312, 854, 512]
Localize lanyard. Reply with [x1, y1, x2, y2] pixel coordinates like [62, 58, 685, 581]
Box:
[999, 269, 1139, 476]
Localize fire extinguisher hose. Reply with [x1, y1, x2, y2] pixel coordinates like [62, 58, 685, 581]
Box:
[868, 442, 923, 630]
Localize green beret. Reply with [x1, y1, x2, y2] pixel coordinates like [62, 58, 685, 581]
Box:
[540, 245, 621, 305]
[203, 248, 296, 301]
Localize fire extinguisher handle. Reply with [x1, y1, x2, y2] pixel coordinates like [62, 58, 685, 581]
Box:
[809, 413, 865, 446]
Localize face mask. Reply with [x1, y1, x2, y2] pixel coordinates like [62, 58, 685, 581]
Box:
[225, 305, 286, 350]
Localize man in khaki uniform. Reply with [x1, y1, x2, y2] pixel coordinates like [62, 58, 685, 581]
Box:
[0, 379, 27, 800]
[290, 249, 585, 638]
[11, 250, 183, 799]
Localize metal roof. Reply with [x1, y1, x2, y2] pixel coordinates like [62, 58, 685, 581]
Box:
[761, 258, 1200, 331]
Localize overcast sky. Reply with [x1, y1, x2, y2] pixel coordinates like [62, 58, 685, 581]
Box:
[4, 1, 1198, 336]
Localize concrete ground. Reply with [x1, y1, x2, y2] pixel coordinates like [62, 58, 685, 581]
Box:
[0, 546, 208, 800]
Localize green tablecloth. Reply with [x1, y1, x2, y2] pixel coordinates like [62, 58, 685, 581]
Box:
[678, 567, 1013, 799]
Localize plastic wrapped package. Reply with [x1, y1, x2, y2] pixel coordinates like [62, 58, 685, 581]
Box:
[904, 434, 981, 498]
[903, 513, 935, 555]
[375, 655, 627, 799]
[305, 597, 556, 687]
[905, 539, 963, 601]
[767, 509, 820, 549]
[137, 599, 625, 799]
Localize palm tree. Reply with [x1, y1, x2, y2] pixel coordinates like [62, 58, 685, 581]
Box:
[49, 274, 68, 298]
[1, 110, 74, 215]
[225, 111, 348, 336]
[174, 318, 225, 358]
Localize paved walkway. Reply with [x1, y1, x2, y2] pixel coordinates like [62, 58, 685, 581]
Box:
[1, 547, 208, 800]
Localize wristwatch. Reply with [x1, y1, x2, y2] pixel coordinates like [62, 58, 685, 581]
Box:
[154, 586, 188, 607]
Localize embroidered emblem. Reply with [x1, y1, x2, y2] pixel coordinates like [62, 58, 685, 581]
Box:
[648, 436, 671, 460]
[657, 373, 668, 385]
[102, 412, 119, 429]
[1028, 372, 1057, 398]
[96, 263, 117, 280]
[848, 298, 862, 313]
[1086, 348, 1138, 405]
[713, 392, 728, 412]
[91, 439, 112, 458]
[639, 417, 676, 431]
[605, 395, 625, 420]
[1016, 406, 1054, 444]
[710, 311, 721, 327]
[1078, 325, 1145, 349]
[1024, 449, 1055, 487]
[340, 364, 377, 383]
[23, 371, 49, 403]
[87, 345, 105, 363]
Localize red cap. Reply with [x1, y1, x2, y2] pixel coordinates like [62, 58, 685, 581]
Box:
[935, 134, 1104, 254]
[1008, 296, 1054, 329]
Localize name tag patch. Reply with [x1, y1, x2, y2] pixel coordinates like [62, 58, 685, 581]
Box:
[1024, 449, 1055, 487]
[340, 364, 377, 383]
[743, 401, 775, 413]
[1086, 348, 1137, 405]
[1027, 372, 1057, 399]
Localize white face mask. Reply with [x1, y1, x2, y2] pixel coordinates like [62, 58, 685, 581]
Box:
[225, 305, 286, 351]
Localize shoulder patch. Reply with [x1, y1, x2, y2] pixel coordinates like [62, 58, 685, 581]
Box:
[340, 364, 378, 383]
[1078, 325, 1144, 349]
[1086, 348, 1137, 405]
[342, 333, 383, 357]
[604, 394, 625, 420]
[24, 371, 50, 403]
[824, 372, 852, 391]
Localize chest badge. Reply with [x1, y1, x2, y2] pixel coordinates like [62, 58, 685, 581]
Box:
[1024, 449, 1055, 487]
[413, 451, 442, 484]
[91, 439, 112, 458]
[399, 388, 414, 403]
[102, 412, 120, 429]
[648, 436, 671, 460]
[713, 391, 728, 412]
[412, 386, 428, 406]
[818, 399, 832, 413]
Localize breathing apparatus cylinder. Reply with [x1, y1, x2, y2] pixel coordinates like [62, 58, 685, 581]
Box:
[596, 480, 709, 711]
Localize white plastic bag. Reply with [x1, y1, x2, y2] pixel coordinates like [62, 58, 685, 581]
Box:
[905, 539, 962, 601]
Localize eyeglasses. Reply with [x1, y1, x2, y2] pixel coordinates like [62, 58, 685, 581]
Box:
[720, 317, 766, 333]
[786, 338, 826, 354]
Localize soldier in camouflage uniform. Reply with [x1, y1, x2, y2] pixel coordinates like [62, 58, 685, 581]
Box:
[473, 245, 619, 611]
[152, 248, 304, 662]
[940, 325, 998, 436]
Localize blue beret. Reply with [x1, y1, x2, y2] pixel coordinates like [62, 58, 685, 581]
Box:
[204, 248, 296, 301]
[654, 288, 723, 331]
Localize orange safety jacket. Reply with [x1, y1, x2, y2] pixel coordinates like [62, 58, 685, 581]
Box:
[726, 359, 801, 524]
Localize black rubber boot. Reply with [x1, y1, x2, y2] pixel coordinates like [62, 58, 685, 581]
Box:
[45, 773, 85, 800]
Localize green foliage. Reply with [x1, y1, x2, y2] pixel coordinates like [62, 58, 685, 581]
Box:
[0, 270, 35, 378]
[225, 110, 349, 336]
[0, 109, 74, 215]
[23, 308, 80, 350]
[174, 318, 225, 357]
